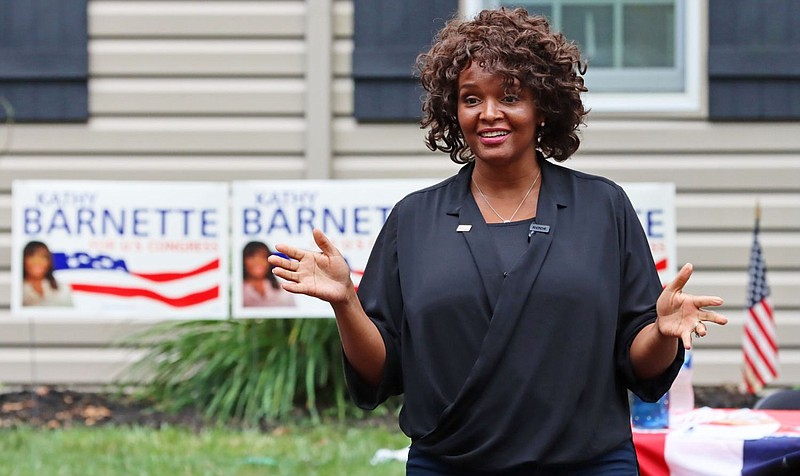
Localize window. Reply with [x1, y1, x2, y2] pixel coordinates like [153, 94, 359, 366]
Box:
[464, 0, 703, 116]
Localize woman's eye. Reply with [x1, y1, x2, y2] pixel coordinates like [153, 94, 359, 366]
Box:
[463, 96, 479, 105]
[503, 95, 519, 103]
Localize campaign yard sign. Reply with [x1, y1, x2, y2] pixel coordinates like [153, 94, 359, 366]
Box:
[621, 182, 677, 285]
[9, 179, 673, 320]
[231, 180, 674, 318]
[11, 181, 229, 318]
[232, 180, 434, 318]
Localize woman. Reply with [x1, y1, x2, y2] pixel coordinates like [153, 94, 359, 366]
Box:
[242, 241, 294, 307]
[269, 8, 727, 474]
[22, 241, 72, 307]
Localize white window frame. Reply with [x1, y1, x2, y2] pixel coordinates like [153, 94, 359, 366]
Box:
[461, 0, 706, 117]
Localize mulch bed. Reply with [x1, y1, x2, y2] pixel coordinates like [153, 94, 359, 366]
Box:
[0, 386, 206, 430]
[0, 385, 760, 430]
[695, 384, 759, 409]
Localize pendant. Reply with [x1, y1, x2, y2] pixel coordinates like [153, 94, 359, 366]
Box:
[503, 220, 510, 223]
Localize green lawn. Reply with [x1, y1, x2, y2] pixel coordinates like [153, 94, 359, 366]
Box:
[0, 423, 410, 476]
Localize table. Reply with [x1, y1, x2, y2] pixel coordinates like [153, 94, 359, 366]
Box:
[633, 409, 800, 475]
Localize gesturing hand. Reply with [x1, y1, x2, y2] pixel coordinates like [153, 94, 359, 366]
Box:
[656, 263, 728, 350]
[268, 228, 355, 304]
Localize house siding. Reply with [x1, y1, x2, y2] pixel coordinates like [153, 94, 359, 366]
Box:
[0, 0, 798, 387]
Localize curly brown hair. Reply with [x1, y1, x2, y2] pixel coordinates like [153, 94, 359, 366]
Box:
[417, 7, 587, 163]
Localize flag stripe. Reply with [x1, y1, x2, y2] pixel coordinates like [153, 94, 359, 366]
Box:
[71, 284, 219, 307]
[744, 319, 778, 363]
[632, 432, 669, 476]
[743, 341, 771, 385]
[745, 329, 778, 375]
[655, 258, 667, 271]
[746, 325, 779, 377]
[745, 336, 773, 385]
[130, 258, 220, 282]
[743, 352, 766, 388]
[753, 300, 777, 343]
[749, 306, 778, 351]
[743, 354, 764, 393]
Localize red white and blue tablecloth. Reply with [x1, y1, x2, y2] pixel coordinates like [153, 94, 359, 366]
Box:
[634, 409, 800, 476]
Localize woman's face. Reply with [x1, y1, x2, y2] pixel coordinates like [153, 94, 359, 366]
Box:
[24, 248, 51, 281]
[244, 249, 270, 279]
[457, 63, 540, 167]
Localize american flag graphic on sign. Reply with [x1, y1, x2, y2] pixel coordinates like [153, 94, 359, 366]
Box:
[12, 180, 229, 318]
[741, 214, 778, 394]
[52, 251, 220, 308]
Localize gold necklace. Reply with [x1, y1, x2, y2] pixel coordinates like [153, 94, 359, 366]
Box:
[472, 171, 541, 223]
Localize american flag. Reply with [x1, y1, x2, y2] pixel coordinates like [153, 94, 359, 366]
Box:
[741, 213, 778, 394]
[52, 251, 220, 308]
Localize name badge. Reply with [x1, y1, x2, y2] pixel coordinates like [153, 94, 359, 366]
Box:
[529, 223, 550, 234]
[456, 224, 472, 232]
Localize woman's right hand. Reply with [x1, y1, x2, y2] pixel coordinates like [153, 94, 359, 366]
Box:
[272, 228, 386, 386]
[268, 228, 355, 304]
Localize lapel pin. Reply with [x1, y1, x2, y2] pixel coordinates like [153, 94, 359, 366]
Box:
[457, 224, 472, 232]
[528, 223, 550, 242]
[529, 223, 550, 234]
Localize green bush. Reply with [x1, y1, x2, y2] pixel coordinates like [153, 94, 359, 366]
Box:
[123, 318, 354, 424]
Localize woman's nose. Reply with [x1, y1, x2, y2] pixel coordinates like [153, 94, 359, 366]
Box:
[480, 99, 501, 121]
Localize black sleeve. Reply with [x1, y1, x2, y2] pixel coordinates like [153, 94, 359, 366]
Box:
[343, 206, 405, 409]
[613, 187, 684, 402]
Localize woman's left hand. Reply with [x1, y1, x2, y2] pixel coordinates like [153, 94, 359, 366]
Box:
[656, 263, 728, 350]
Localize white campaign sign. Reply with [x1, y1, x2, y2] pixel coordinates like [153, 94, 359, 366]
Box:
[11, 181, 230, 319]
[231, 180, 435, 318]
[621, 182, 677, 285]
[10, 179, 674, 320]
[232, 180, 675, 318]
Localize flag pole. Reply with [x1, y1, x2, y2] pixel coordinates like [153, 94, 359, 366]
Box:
[755, 198, 761, 222]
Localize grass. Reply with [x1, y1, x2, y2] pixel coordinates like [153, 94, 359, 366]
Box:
[0, 423, 411, 476]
